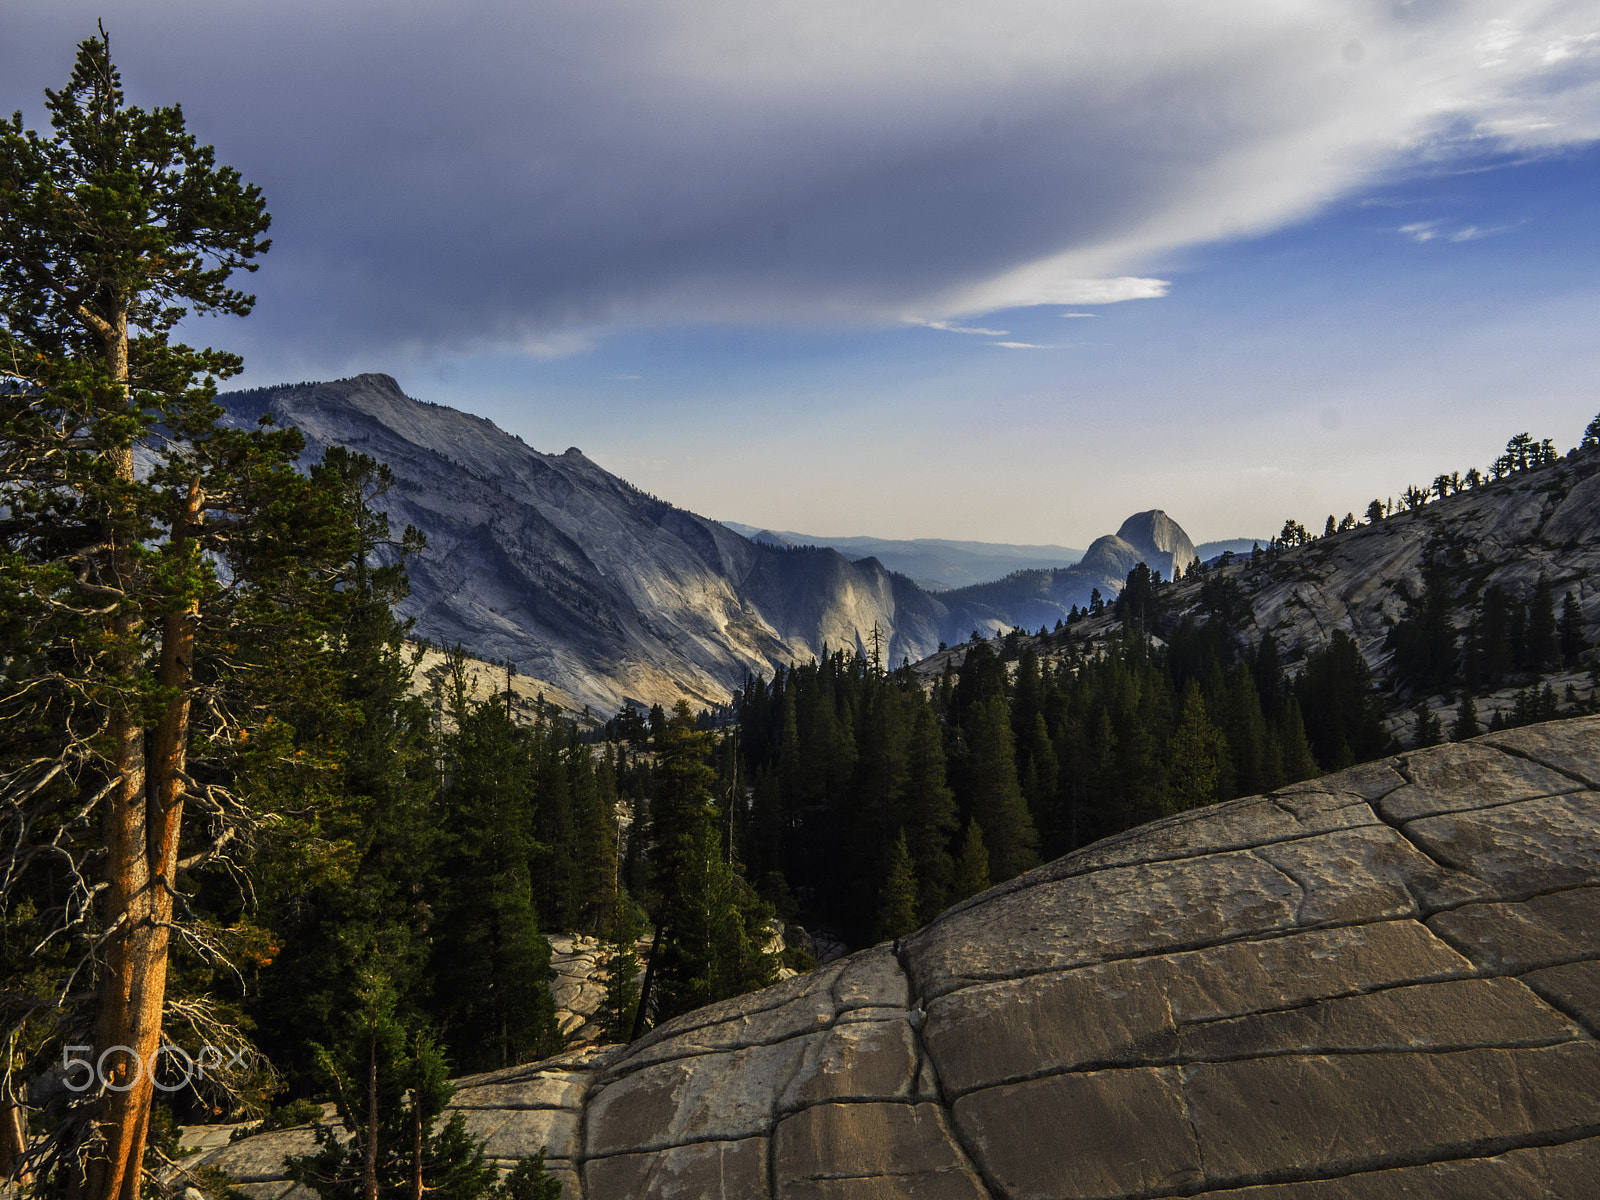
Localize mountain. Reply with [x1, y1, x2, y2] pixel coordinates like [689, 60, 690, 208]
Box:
[1169, 447, 1600, 684]
[929, 509, 1198, 635]
[218, 375, 1196, 712]
[719, 523, 1083, 591]
[221, 375, 950, 713]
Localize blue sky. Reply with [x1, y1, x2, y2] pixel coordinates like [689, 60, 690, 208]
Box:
[4, 0, 1600, 546]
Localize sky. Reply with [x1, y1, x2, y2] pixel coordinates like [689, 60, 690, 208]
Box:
[4, 1, 1600, 547]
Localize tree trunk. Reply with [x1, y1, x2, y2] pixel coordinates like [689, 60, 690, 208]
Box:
[410, 1091, 423, 1200]
[77, 327, 200, 1200]
[363, 1031, 378, 1200]
[630, 912, 668, 1043]
[0, 1086, 30, 1187]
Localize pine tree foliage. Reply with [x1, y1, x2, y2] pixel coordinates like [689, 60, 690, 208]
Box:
[429, 664, 561, 1074]
[951, 818, 991, 903]
[0, 29, 363, 1195]
[875, 831, 920, 941]
[286, 972, 493, 1200]
[1167, 683, 1227, 812]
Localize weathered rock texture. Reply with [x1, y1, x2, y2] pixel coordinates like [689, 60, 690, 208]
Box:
[196, 717, 1600, 1198]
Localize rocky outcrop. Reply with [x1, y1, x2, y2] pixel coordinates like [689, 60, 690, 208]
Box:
[1170, 448, 1600, 683]
[197, 716, 1600, 1198]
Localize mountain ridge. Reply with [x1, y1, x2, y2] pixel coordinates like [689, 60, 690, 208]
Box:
[718, 522, 1084, 591]
[218, 374, 1197, 714]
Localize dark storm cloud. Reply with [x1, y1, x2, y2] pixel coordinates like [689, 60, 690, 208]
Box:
[3, 0, 1599, 372]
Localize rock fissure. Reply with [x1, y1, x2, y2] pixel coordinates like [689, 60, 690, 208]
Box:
[919, 798, 1394, 929]
[939, 1032, 1594, 1106]
[888, 938, 1000, 1200]
[1251, 848, 1314, 926]
[1172, 1124, 1600, 1198]
[1366, 801, 1459, 885]
[1479, 739, 1600, 792]
[1177, 1065, 1209, 1190]
[1518, 965, 1600, 1040]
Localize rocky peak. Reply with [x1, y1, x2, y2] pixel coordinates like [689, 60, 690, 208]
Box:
[1115, 507, 1198, 580]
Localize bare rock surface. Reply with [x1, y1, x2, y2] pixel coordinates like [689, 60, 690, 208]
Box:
[197, 717, 1600, 1198]
[1161, 449, 1600, 723]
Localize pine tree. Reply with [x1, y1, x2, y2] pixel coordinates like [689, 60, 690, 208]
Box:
[1451, 693, 1481, 742]
[1559, 591, 1587, 668]
[703, 834, 779, 1005]
[951, 818, 992, 902]
[252, 451, 437, 1091]
[1527, 573, 1559, 673]
[430, 668, 560, 1073]
[640, 703, 775, 1027]
[287, 971, 495, 1200]
[1413, 702, 1444, 749]
[1385, 570, 1458, 690]
[875, 831, 920, 940]
[595, 900, 645, 1044]
[640, 701, 720, 1025]
[570, 742, 621, 936]
[0, 30, 377, 1196]
[1167, 683, 1228, 812]
[898, 704, 959, 924]
[1275, 697, 1321, 784]
[960, 695, 1040, 882]
[528, 719, 578, 933]
[1296, 631, 1391, 769]
[1475, 586, 1515, 684]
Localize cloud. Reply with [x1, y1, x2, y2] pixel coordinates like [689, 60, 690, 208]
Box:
[941, 275, 1172, 316]
[1400, 221, 1445, 242]
[1062, 312, 1098, 319]
[1449, 221, 1525, 241]
[1398, 218, 1525, 243]
[909, 318, 1012, 336]
[991, 341, 1055, 350]
[4, 0, 1598, 371]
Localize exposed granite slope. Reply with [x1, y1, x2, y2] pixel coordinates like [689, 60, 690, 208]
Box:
[195, 717, 1600, 1199]
[1176, 447, 1600, 682]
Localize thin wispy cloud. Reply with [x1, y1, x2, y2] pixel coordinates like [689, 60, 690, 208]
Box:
[1449, 221, 1525, 241]
[991, 341, 1054, 350]
[1400, 221, 1446, 242]
[909, 318, 1011, 336]
[1398, 218, 1525, 243]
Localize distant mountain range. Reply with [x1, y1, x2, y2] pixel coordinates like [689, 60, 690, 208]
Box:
[718, 525, 1084, 592]
[219, 375, 1205, 713]
[1195, 537, 1266, 562]
[720, 526, 1263, 592]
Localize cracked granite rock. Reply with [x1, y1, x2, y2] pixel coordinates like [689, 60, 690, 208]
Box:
[194, 717, 1600, 1199]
